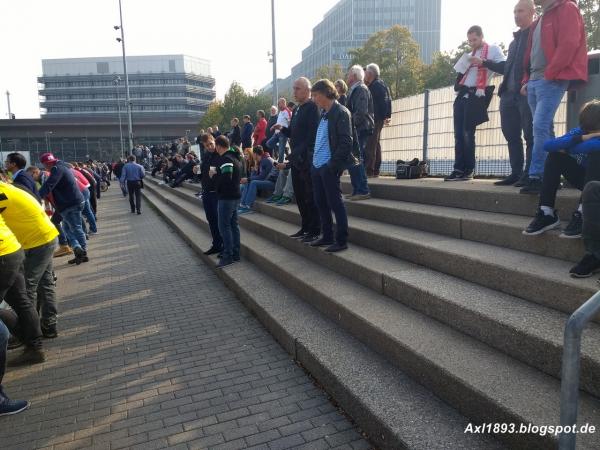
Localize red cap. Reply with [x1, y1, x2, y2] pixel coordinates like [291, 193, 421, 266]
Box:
[40, 153, 58, 164]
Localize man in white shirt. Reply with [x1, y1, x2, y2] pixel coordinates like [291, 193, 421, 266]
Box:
[266, 98, 292, 163]
[445, 25, 505, 181]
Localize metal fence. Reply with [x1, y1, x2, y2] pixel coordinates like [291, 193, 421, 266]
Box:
[379, 81, 568, 177]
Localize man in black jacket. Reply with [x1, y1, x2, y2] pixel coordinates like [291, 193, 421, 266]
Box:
[309, 79, 356, 253]
[279, 77, 321, 241]
[199, 134, 223, 256]
[346, 65, 374, 200]
[214, 135, 242, 268]
[365, 63, 392, 178]
[480, 0, 535, 186]
[4, 153, 38, 199]
[229, 118, 242, 147]
[170, 153, 197, 188]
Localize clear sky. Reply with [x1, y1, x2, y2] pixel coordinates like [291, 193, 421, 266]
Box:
[0, 0, 517, 119]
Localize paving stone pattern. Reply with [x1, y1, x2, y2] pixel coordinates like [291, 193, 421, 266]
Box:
[0, 188, 369, 450]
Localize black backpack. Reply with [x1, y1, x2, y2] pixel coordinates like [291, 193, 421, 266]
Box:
[396, 158, 429, 179]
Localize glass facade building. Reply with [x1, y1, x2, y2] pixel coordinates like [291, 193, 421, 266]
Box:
[38, 55, 215, 119]
[289, 0, 441, 82]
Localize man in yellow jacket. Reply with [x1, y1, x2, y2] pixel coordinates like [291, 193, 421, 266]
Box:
[0, 181, 59, 343]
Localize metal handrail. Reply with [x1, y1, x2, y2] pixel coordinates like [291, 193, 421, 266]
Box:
[559, 290, 600, 449]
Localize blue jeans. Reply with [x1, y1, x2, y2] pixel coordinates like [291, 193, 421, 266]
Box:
[61, 203, 87, 251]
[347, 131, 370, 195]
[81, 189, 98, 233]
[217, 199, 240, 261]
[527, 79, 568, 179]
[0, 319, 8, 385]
[311, 164, 348, 245]
[267, 134, 288, 163]
[241, 180, 276, 207]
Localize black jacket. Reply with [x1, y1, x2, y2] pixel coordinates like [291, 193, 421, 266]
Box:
[484, 27, 530, 96]
[230, 125, 242, 146]
[200, 151, 220, 193]
[369, 78, 392, 122]
[242, 122, 254, 148]
[347, 82, 375, 133]
[324, 102, 358, 172]
[281, 100, 320, 169]
[265, 115, 278, 141]
[215, 149, 242, 200]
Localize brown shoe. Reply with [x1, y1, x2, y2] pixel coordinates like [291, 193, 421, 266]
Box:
[8, 347, 46, 366]
[53, 245, 73, 258]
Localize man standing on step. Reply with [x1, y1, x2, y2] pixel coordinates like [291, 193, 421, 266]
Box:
[278, 77, 321, 242]
[214, 136, 242, 268]
[479, 0, 535, 187]
[445, 26, 505, 182]
[39, 153, 88, 265]
[309, 79, 355, 253]
[519, 0, 588, 194]
[346, 65, 373, 201]
[120, 155, 145, 215]
[364, 64, 392, 178]
[199, 133, 223, 256]
[0, 182, 59, 339]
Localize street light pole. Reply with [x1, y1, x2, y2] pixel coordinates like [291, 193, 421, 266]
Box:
[114, 76, 125, 159]
[5, 91, 12, 119]
[270, 0, 278, 107]
[45, 131, 53, 152]
[116, 0, 134, 155]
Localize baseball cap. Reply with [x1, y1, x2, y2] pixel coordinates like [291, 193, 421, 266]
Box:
[40, 153, 58, 164]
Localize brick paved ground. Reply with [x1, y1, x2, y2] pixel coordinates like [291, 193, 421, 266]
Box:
[0, 188, 369, 450]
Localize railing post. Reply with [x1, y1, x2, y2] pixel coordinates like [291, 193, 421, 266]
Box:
[422, 89, 430, 162]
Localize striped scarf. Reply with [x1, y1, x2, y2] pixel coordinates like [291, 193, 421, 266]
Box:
[460, 43, 490, 97]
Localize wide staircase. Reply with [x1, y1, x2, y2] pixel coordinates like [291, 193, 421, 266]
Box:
[142, 175, 600, 450]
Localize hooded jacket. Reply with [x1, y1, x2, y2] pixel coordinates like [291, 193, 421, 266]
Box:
[38, 160, 84, 212]
[522, 0, 588, 85]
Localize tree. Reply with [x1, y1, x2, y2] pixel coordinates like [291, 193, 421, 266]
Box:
[422, 41, 469, 90]
[199, 101, 224, 132]
[314, 63, 347, 84]
[580, 0, 600, 50]
[349, 25, 424, 99]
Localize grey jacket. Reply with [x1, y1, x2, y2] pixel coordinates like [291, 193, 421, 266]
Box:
[346, 81, 375, 133]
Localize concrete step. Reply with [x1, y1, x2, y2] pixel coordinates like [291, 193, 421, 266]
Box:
[141, 186, 505, 450]
[343, 197, 584, 263]
[145, 180, 600, 398]
[143, 182, 600, 450]
[343, 177, 581, 217]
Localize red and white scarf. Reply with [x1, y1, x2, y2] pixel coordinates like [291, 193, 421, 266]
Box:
[460, 43, 489, 97]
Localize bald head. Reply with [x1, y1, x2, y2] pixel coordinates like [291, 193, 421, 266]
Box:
[514, 0, 535, 29]
[293, 77, 312, 104]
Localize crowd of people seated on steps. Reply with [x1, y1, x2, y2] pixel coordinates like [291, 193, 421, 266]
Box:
[0, 152, 109, 416]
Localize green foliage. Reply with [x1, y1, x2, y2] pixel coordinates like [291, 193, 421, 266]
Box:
[198, 82, 272, 132]
[579, 0, 600, 50]
[314, 63, 347, 84]
[349, 25, 424, 98]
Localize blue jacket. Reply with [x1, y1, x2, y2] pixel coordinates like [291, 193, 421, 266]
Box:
[242, 122, 254, 148]
[39, 160, 84, 212]
[250, 155, 278, 182]
[120, 162, 145, 182]
[544, 128, 600, 154]
[13, 170, 39, 199]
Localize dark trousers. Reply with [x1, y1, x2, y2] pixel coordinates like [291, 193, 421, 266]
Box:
[583, 181, 600, 258]
[0, 250, 42, 350]
[24, 240, 57, 326]
[88, 186, 97, 214]
[127, 180, 142, 212]
[311, 165, 348, 245]
[203, 191, 223, 250]
[366, 119, 384, 176]
[453, 96, 477, 173]
[291, 165, 320, 235]
[539, 152, 600, 208]
[500, 93, 533, 177]
[0, 319, 8, 386]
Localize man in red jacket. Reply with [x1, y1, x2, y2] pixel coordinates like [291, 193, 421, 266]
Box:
[253, 110, 268, 147]
[519, 0, 588, 194]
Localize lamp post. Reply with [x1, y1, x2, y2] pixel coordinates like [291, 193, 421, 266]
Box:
[114, 76, 125, 158]
[44, 131, 53, 152]
[270, 0, 278, 107]
[115, 0, 134, 155]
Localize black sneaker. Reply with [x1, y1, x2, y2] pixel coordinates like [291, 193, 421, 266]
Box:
[301, 233, 320, 243]
[289, 229, 307, 239]
[513, 174, 529, 187]
[570, 254, 600, 278]
[494, 174, 520, 186]
[523, 209, 560, 235]
[325, 243, 348, 253]
[310, 238, 333, 247]
[0, 388, 30, 417]
[8, 347, 46, 367]
[560, 211, 582, 239]
[216, 258, 235, 269]
[203, 247, 222, 256]
[7, 336, 23, 350]
[444, 170, 464, 181]
[519, 178, 542, 195]
[41, 322, 58, 339]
